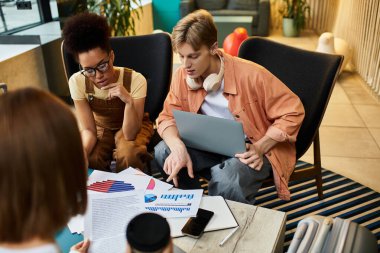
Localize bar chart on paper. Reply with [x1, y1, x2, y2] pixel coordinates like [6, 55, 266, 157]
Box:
[161, 193, 194, 201]
[87, 180, 135, 193]
[145, 193, 192, 214]
[144, 190, 203, 218]
[145, 206, 191, 212]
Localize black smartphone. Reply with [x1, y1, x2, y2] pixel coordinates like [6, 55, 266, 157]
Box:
[181, 208, 214, 238]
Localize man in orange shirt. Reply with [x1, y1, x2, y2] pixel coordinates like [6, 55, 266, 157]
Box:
[154, 10, 305, 203]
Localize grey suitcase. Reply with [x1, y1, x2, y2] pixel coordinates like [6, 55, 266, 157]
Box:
[288, 215, 377, 253]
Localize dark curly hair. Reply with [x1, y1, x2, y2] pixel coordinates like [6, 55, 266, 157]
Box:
[62, 12, 111, 58]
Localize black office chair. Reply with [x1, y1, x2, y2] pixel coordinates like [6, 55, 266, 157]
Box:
[61, 32, 172, 124]
[238, 37, 343, 200]
[61, 33, 173, 173]
[61, 32, 172, 146]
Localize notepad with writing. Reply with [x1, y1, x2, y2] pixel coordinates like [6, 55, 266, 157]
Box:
[167, 195, 238, 237]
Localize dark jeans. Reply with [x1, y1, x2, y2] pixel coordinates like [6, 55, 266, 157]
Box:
[153, 140, 272, 204]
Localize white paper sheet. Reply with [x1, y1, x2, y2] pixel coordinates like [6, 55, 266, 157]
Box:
[88, 168, 173, 193]
[144, 189, 203, 218]
[84, 190, 145, 253]
[68, 168, 172, 234]
[67, 214, 84, 234]
[118, 167, 173, 191]
[87, 235, 125, 253]
[117, 167, 145, 176]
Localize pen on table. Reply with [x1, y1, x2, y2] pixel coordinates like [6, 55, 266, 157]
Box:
[219, 226, 239, 247]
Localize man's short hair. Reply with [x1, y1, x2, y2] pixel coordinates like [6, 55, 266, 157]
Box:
[62, 12, 111, 59]
[0, 88, 87, 243]
[172, 9, 218, 52]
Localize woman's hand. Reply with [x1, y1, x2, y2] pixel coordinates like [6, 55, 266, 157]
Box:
[101, 83, 133, 104]
[69, 239, 90, 253]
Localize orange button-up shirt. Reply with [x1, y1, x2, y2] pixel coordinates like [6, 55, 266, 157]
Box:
[157, 52, 305, 200]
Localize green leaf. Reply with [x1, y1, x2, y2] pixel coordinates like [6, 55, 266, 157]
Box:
[278, 0, 310, 32]
[87, 0, 142, 36]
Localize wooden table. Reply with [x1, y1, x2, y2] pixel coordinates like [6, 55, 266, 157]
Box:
[174, 200, 286, 253]
[56, 198, 286, 253]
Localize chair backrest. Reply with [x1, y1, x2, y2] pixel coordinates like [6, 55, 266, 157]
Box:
[238, 37, 343, 159]
[61, 33, 173, 122]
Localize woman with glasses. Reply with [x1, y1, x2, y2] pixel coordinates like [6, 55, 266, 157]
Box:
[62, 13, 153, 172]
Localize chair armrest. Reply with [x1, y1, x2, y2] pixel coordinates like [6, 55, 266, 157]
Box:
[0, 83, 7, 94]
[180, 0, 196, 18]
[256, 0, 270, 36]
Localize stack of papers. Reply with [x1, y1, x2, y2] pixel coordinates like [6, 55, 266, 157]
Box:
[85, 189, 203, 253]
[84, 190, 145, 253]
[68, 167, 173, 234]
[68, 167, 205, 253]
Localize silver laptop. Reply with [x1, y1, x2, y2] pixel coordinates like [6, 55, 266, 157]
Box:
[173, 110, 246, 157]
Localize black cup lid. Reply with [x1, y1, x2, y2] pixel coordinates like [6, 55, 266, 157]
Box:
[126, 213, 171, 252]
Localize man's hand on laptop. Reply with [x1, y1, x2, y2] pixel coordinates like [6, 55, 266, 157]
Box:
[235, 135, 278, 171]
[164, 144, 194, 187]
[235, 143, 264, 171]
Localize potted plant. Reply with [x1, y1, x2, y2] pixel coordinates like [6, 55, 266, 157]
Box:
[279, 0, 310, 37]
[87, 0, 143, 36]
[57, 0, 87, 29]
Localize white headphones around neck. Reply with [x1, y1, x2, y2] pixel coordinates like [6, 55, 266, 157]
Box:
[186, 54, 225, 92]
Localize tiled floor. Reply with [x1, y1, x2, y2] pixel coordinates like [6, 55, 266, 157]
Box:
[172, 29, 380, 193]
[267, 30, 380, 193]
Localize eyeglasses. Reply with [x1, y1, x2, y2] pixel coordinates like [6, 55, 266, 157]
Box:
[80, 58, 110, 77]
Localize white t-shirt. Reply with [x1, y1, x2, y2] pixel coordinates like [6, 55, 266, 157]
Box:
[200, 79, 235, 120]
[0, 243, 59, 253]
[68, 67, 147, 101]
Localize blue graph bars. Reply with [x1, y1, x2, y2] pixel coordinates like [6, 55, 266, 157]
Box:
[87, 180, 135, 193]
[145, 206, 191, 213]
[160, 194, 194, 201]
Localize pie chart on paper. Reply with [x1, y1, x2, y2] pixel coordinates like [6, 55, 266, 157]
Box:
[144, 193, 157, 203]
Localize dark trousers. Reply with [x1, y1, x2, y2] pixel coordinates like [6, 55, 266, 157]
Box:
[153, 140, 272, 204]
